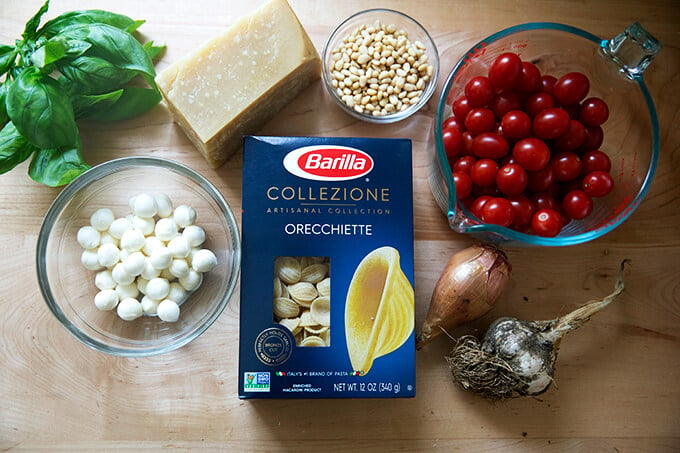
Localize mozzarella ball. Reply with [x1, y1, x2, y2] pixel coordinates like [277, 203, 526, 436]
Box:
[94, 270, 116, 290]
[94, 289, 119, 311]
[97, 243, 120, 267]
[77, 226, 100, 249]
[140, 258, 161, 280]
[154, 193, 174, 218]
[81, 249, 103, 271]
[192, 249, 218, 273]
[155, 218, 178, 241]
[142, 236, 163, 256]
[90, 208, 115, 232]
[117, 297, 143, 321]
[157, 299, 180, 322]
[182, 225, 206, 248]
[119, 249, 131, 263]
[132, 193, 158, 218]
[115, 283, 139, 300]
[141, 295, 160, 315]
[179, 270, 203, 291]
[111, 262, 135, 286]
[145, 277, 170, 300]
[149, 246, 172, 270]
[130, 216, 155, 236]
[120, 229, 145, 252]
[167, 236, 191, 258]
[109, 217, 133, 239]
[122, 251, 146, 276]
[168, 282, 187, 303]
[160, 268, 175, 281]
[137, 277, 149, 295]
[173, 205, 196, 228]
[169, 258, 190, 279]
[99, 232, 118, 246]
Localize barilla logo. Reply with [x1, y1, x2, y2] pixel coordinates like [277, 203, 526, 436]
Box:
[283, 146, 374, 181]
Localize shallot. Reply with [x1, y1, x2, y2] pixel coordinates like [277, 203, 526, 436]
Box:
[416, 244, 511, 349]
[446, 260, 629, 399]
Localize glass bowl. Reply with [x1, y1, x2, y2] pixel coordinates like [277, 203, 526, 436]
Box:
[428, 22, 662, 246]
[36, 157, 241, 357]
[322, 8, 439, 123]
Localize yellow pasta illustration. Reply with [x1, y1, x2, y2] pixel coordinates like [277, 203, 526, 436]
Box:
[345, 246, 414, 374]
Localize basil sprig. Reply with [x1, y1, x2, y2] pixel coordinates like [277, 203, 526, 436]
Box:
[0, 0, 165, 186]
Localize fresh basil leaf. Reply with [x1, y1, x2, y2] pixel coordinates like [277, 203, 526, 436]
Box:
[143, 41, 166, 61]
[0, 83, 9, 126]
[0, 122, 36, 174]
[57, 23, 157, 87]
[58, 55, 136, 94]
[6, 67, 78, 149]
[28, 140, 89, 186]
[22, 0, 50, 41]
[87, 86, 161, 122]
[0, 45, 17, 76]
[39, 10, 139, 38]
[71, 89, 124, 118]
[30, 38, 67, 68]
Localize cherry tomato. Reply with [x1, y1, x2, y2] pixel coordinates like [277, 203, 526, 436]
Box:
[453, 155, 476, 174]
[530, 192, 559, 211]
[489, 53, 523, 91]
[582, 170, 614, 197]
[453, 171, 473, 199]
[553, 119, 587, 151]
[453, 96, 471, 121]
[532, 208, 563, 237]
[525, 91, 556, 118]
[465, 108, 496, 135]
[496, 163, 528, 196]
[527, 165, 555, 192]
[480, 197, 515, 227]
[470, 158, 499, 187]
[517, 61, 542, 94]
[512, 138, 551, 172]
[553, 72, 590, 105]
[508, 195, 535, 228]
[472, 132, 509, 159]
[501, 110, 532, 139]
[581, 150, 612, 174]
[465, 76, 495, 108]
[532, 107, 571, 139]
[579, 97, 610, 127]
[442, 127, 465, 160]
[562, 189, 593, 220]
[470, 195, 493, 219]
[442, 116, 464, 132]
[581, 125, 604, 151]
[462, 131, 475, 155]
[540, 75, 557, 93]
[551, 151, 582, 182]
[492, 90, 523, 118]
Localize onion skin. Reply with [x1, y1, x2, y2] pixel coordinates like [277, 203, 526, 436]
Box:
[416, 244, 511, 349]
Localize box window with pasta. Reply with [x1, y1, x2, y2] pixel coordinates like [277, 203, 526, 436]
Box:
[273, 256, 330, 347]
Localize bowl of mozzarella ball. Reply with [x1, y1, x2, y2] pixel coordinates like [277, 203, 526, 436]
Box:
[36, 157, 241, 357]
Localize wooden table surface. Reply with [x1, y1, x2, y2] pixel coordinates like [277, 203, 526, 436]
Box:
[1, 0, 679, 451]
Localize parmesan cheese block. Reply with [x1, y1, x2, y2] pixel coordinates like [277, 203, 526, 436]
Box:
[156, 0, 321, 167]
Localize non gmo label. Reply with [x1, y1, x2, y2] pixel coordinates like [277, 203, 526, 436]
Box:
[243, 372, 271, 392]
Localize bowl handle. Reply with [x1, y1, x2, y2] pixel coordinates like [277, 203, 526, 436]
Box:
[602, 22, 662, 80]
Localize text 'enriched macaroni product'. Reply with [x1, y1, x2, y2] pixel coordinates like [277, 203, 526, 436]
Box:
[239, 136, 415, 398]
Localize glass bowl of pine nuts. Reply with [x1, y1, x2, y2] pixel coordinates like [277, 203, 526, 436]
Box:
[322, 9, 439, 123]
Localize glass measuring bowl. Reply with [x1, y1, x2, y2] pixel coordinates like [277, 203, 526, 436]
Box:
[428, 22, 662, 246]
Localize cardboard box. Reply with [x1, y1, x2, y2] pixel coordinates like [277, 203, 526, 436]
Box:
[239, 136, 415, 398]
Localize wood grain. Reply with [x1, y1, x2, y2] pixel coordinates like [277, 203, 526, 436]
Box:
[1, 0, 679, 451]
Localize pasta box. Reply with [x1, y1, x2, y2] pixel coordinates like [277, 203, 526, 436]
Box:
[238, 135, 416, 398]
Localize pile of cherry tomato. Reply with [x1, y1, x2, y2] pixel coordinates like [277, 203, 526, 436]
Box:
[443, 52, 614, 237]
